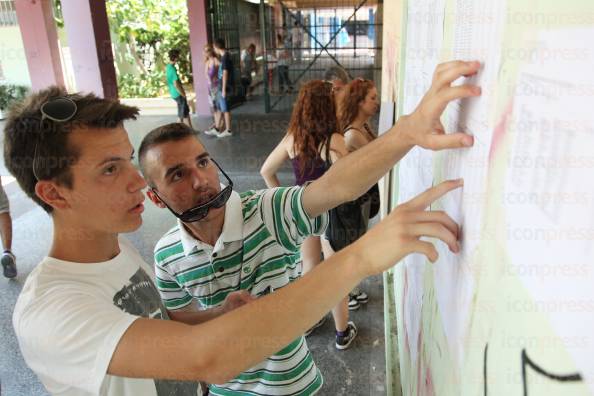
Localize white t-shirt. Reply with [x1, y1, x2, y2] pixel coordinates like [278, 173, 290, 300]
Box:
[277, 46, 290, 66]
[12, 237, 202, 396]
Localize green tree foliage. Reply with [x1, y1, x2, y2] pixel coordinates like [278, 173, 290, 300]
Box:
[106, 0, 192, 97]
[0, 85, 29, 112]
[51, 0, 192, 98]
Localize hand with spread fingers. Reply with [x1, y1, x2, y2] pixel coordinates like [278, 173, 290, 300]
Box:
[403, 60, 482, 151]
[352, 179, 464, 277]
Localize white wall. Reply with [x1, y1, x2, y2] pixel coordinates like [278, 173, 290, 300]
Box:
[0, 25, 31, 86]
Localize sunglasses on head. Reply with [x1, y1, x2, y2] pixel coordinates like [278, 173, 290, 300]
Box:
[151, 158, 234, 223]
[32, 97, 78, 181]
[41, 97, 78, 122]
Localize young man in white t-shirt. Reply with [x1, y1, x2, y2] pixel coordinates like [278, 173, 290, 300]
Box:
[4, 60, 479, 396]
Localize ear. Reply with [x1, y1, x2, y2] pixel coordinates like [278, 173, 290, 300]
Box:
[146, 189, 167, 209]
[35, 180, 70, 211]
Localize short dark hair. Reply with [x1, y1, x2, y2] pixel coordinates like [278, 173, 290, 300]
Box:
[3, 86, 139, 213]
[324, 66, 351, 84]
[213, 38, 226, 50]
[168, 49, 181, 61]
[138, 122, 198, 186]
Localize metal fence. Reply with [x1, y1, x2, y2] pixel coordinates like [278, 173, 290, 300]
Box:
[206, 0, 383, 113]
[0, 0, 17, 27]
[260, 0, 383, 112]
[206, 0, 246, 108]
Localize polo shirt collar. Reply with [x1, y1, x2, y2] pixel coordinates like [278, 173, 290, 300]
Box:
[178, 190, 243, 256]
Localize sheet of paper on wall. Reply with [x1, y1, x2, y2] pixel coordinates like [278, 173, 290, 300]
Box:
[399, 0, 445, 203]
[378, 101, 394, 136]
[397, 0, 445, 365]
[402, 0, 445, 117]
[434, 0, 507, 367]
[443, 0, 507, 256]
[504, 28, 594, 392]
[398, 146, 434, 365]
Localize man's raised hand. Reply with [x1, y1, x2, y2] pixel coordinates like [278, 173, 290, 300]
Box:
[403, 60, 482, 151]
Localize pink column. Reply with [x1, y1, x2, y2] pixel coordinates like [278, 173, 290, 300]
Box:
[187, 0, 211, 116]
[14, 0, 65, 91]
[60, 0, 118, 99]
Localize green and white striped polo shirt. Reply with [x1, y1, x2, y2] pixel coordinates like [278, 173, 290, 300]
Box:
[154, 186, 328, 396]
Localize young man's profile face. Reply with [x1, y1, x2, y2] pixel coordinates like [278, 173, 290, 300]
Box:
[144, 136, 225, 223]
[62, 125, 147, 234]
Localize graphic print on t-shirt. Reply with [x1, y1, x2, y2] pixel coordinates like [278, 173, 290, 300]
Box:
[113, 268, 200, 396]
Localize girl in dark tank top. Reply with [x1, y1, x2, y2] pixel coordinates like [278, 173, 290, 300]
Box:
[261, 80, 355, 346]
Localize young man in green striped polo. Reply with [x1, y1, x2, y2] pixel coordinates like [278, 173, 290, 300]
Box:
[140, 61, 481, 395]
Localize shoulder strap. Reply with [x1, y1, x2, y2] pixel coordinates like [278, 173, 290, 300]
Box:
[363, 123, 377, 140]
[345, 124, 375, 141]
[343, 125, 362, 134]
[324, 134, 333, 167]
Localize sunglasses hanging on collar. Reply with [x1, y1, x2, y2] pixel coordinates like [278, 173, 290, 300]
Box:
[151, 158, 234, 223]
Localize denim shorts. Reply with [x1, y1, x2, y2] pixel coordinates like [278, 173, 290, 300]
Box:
[174, 95, 190, 118]
[215, 90, 229, 113]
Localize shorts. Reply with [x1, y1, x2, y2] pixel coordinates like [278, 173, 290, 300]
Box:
[0, 183, 9, 214]
[208, 87, 219, 111]
[215, 90, 229, 113]
[174, 95, 190, 119]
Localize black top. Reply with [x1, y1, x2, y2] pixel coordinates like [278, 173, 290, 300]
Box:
[218, 52, 235, 89]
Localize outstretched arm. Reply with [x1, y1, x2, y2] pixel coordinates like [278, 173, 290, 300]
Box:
[303, 60, 481, 217]
[108, 180, 463, 384]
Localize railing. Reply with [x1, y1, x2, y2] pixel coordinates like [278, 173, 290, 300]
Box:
[0, 0, 17, 27]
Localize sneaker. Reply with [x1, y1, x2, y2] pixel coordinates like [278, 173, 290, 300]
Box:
[1, 251, 17, 279]
[348, 295, 360, 311]
[351, 289, 369, 304]
[217, 130, 232, 138]
[335, 321, 358, 350]
[305, 316, 327, 337]
[205, 128, 219, 136]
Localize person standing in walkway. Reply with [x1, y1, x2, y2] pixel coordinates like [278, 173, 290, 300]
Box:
[291, 21, 303, 63]
[203, 45, 223, 135]
[276, 33, 293, 94]
[260, 80, 358, 350]
[240, 43, 257, 98]
[208, 38, 233, 138]
[166, 49, 193, 129]
[0, 178, 16, 279]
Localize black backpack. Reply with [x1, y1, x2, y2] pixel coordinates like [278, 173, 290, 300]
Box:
[323, 137, 379, 251]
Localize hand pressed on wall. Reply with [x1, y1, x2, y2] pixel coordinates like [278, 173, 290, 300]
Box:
[405, 60, 482, 151]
